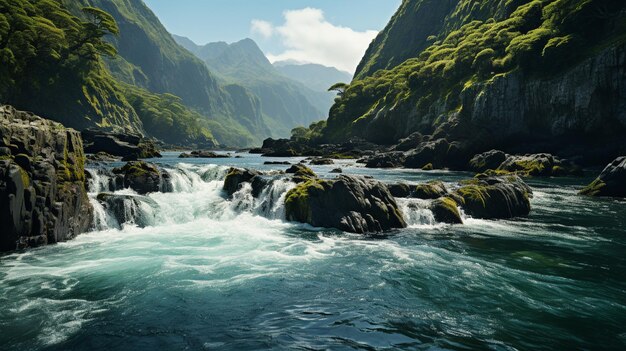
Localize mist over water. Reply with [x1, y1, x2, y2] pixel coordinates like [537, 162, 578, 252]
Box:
[1, 153, 625, 350]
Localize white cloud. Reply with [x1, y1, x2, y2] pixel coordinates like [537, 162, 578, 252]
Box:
[251, 20, 274, 39]
[251, 8, 378, 73]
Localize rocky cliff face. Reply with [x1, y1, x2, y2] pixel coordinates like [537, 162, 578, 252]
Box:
[459, 43, 626, 155]
[0, 106, 92, 252]
[325, 0, 626, 166]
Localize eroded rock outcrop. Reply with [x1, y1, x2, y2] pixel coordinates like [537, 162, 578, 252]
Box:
[0, 106, 92, 252]
[580, 156, 626, 197]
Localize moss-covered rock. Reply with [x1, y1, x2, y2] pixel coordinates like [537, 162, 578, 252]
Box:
[580, 156, 626, 197]
[223, 168, 261, 196]
[113, 161, 168, 194]
[285, 164, 317, 183]
[414, 181, 448, 199]
[285, 175, 407, 234]
[430, 197, 463, 224]
[497, 154, 581, 177]
[468, 150, 508, 173]
[455, 175, 532, 219]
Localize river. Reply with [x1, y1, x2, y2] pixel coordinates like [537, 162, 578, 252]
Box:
[1, 152, 625, 350]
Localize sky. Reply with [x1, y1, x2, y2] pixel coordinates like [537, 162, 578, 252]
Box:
[142, 0, 402, 73]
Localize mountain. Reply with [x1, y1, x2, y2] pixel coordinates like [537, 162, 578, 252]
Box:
[0, 0, 268, 147]
[273, 62, 353, 95]
[63, 0, 269, 147]
[174, 36, 330, 137]
[323, 0, 626, 164]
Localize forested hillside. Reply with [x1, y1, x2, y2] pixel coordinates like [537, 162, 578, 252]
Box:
[0, 0, 276, 147]
[322, 0, 626, 162]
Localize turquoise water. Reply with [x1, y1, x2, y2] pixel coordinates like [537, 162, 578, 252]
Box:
[1, 152, 625, 350]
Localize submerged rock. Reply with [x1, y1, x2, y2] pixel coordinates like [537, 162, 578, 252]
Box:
[454, 175, 532, 219]
[580, 156, 626, 197]
[285, 175, 406, 234]
[0, 105, 92, 252]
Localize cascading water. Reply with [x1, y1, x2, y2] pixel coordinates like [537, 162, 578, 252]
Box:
[3, 154, 625, 351]
[85, 163, 298, 231]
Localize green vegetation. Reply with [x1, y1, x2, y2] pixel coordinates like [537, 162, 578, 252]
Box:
[0, 0, 142, 132]
[290, 120, 327, 144]
[579, 179, 606, 196]
[124, 86, 216, 146]
[324, 0, 626, 142]
[285, 179, 328, 222]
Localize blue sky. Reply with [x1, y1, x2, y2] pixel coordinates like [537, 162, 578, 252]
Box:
[143, 0, 402, 73]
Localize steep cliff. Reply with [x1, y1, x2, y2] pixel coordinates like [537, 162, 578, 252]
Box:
[325, 0, 626, 164]
[0, 106, 92, 252]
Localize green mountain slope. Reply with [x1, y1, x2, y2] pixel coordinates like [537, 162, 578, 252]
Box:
[174, 36, 329, 137]
[0, 0, 143, 133]
[324, 0, 626, 159]
[64, 0, 269, 147]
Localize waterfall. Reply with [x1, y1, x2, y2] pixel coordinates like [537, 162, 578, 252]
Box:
[86, 164, 295, 232]
[397, 198, 437, 227]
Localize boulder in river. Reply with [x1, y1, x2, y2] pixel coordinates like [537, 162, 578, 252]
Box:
[496, 153, 581, 177]
[430, 197, 463, 224]
[310, 158, 334, 165]
[112, 161, 170, 195]
[454, 175, 532, 219]
[285, 164, 317, 183]
[223, 168, 261, 196]
[580, 156, 626, 197]
[285, 174, 407, 234]
[0, 105, 92, 252]
[468, 150, 508, 173]
[365, 152, 406, 168]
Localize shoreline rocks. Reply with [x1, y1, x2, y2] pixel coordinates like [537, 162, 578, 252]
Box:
[179, 150, 229, 159]
[0, 105, 92, 252]
[82, 129, 161, 160]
